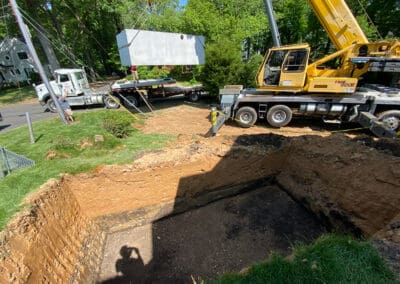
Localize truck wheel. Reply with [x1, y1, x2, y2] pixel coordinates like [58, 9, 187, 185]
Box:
[123, 95, 139, 109]
[188, 92, 200, 102]
[104, 95, 120, 109]
[378, 110, 400, 132]
[46, 98, 57, 113]
[235, 106, 257, 128]
[266, 105, 292, 128]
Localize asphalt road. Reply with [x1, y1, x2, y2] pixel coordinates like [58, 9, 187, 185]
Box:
[0, 102, 56, 133]
[0, 95, 194, 134]
[0, 102, 107, 133]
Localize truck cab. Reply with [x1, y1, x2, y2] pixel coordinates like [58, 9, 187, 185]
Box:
[54, 69, 90, 96]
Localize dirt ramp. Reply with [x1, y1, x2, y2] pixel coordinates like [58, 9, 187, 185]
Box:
[0, 177, 104, 284]
[276, 134, 400, 236]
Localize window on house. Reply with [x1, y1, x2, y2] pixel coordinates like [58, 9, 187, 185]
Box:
[17, 52, 28, 60]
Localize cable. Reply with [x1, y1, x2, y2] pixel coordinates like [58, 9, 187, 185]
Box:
[354, 0, 382, 40]
[20, 12, 82, 65]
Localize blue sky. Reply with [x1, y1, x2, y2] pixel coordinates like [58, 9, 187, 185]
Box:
[179, 0, 187, 6]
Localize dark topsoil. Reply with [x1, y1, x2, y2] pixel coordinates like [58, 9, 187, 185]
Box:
[99, 185, 325, 284]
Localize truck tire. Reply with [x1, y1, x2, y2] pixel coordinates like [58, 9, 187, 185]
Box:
[266, 105, 292, 128]
[104, 95, 120, 109]
[123, 95, 139, 109]
[188, 92, 200, 102]
[378, 110, 400, 132]
[235, 106, 257, 128]
[46, 98, 57, 113]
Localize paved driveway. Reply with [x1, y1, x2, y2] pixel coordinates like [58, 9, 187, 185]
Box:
[0, 103, 57, 133]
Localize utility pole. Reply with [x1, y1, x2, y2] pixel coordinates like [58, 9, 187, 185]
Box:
[9, 0, 67, 124]
[263, 0, 281, 47]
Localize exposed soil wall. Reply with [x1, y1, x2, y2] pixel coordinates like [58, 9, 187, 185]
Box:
[276, 134, 400, 237]
[0, 178, 104, 284]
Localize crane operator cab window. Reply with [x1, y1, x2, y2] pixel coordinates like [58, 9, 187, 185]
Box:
[279, 48, 309, 88]
[282, 49, 308, 72]
[263, 50, 287, 85]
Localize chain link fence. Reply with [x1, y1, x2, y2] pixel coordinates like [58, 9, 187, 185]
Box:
[0, 147, 35, 178]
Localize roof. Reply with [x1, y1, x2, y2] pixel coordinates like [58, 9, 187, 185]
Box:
[0, 37, 26, 53]
[55, 68, 85, 74]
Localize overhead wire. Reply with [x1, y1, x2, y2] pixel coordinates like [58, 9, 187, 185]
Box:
[16, 0, 156, 81]
[18, 7, 102, 81]
[354, 0, 383, 40]
[19, 9, 82, 65]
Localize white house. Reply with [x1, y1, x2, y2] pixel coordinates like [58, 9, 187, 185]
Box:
[0, 37, 35, 85]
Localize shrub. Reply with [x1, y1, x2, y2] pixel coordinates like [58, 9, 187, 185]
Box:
[102, 112, 134, 138]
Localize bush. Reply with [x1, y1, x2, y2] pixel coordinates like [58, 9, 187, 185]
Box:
[102, 111, 134, 138]
[200, 40, 263, 97]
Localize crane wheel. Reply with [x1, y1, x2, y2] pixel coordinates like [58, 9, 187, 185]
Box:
[266, 105, 292, 128]
[235, 106, 257, 128]
[377, 110, 400, 132]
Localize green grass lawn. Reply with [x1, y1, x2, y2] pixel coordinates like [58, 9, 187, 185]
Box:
[215, 234, 396, 284]
[0, 85, 37, 105]
[0, 109, 173, 229]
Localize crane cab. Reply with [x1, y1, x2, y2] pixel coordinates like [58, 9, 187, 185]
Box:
[257, 43, 359, 94]
[257, 44, 310, 93]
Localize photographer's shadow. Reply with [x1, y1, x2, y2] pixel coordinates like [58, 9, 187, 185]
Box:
[103, 245, 145, 283]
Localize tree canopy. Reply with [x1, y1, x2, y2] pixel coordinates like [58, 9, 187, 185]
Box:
[2, 0, 399, 92]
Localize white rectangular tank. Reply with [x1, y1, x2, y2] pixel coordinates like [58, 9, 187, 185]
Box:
[116, 29, 205, 66]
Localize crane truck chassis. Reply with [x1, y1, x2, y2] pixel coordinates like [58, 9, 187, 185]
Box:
[211, 0, 400, 138]
[211, 85, 400, 138]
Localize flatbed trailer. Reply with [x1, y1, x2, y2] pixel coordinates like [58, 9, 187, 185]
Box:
[111, 78, 206, 107]
[212, 85, 400, 138]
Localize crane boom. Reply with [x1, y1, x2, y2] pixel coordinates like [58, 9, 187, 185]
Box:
[307, 0, 368, 50]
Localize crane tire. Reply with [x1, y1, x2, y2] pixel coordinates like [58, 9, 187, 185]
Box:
[235, 106, 257, 128]
[266, 105, 292, 128]
[377, 110, 400, 132]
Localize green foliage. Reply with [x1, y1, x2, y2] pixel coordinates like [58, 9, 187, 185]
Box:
[0, 110, 172, 229]
[2, 0, 399, 84]
[169, 65, 203, 84]
[102, 111, 135, 138]
[215, 234, 395, 284]
[201, 41, 263, 96]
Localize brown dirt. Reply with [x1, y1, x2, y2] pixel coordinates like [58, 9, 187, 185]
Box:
[1, 102, 400, 282]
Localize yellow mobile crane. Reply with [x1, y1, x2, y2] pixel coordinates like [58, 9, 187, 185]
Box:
[213, 0, 400, 138]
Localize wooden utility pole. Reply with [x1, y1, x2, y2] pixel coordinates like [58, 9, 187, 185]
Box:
[9, 0, 67, 124]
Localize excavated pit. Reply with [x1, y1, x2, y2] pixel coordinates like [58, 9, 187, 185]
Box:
[98, 184, 325, 283]
[1, 134, 400, 283]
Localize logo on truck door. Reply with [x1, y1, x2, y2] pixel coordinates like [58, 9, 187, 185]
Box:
[335, 80, 356, 88]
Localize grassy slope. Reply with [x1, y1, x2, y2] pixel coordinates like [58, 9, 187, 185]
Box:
[215, 234, 396, 284]
[0, 85, 36, 105]
[0, 110, 173, 229]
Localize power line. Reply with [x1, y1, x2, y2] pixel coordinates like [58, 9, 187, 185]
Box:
[355, 0, 382, 40]
[19, 10, 82, 65]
